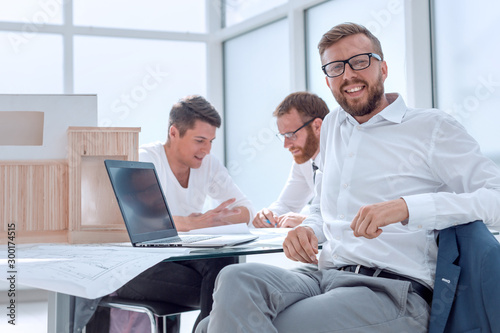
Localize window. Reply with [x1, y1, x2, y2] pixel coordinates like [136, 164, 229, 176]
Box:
[224, 0, 288, 27]
[0, 0, 63, 24]
[73, 0, 206, 33]
[74, 36, 206, 145]
[0, 0, 208, 146]
[0, 32, 63, 93]
[224, 19, 291, 210]
[433, 0, 500, 164]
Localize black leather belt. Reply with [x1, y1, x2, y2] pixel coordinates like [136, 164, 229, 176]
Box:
[339, 265, 433, 305]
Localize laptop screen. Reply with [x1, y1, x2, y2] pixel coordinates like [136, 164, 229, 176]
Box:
[105, 160, 178, 243]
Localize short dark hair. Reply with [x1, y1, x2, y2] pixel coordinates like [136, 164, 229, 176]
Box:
[318, 22, 384, 60]
[169, 95, 221, 137]
[273, 91, 330, 121]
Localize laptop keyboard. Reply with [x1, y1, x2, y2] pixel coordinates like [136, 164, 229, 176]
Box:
[148, 235, 218, 244]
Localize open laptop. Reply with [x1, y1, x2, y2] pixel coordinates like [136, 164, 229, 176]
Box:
[104, 159, 257, 248]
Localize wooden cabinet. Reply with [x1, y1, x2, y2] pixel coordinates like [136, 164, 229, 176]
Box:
[0, 160, 68, 243]
[0, 127, 141, 244]
[67, 127, 141, 243]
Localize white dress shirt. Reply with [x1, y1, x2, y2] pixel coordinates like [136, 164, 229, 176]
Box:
[303, 93, 500, 287]
[268, 155, 320, 216]
[139, 142, 254, 223]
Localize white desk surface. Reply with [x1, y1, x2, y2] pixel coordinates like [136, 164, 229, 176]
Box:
[0, 227, 289, 300]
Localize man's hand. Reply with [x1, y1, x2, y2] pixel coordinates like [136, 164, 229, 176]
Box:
[350, 198, 409, 239]
[252, 208, 278, 228]
[175, 198, 241, 231]
[283, 226, 318, 264]
[277, 212, 307, 228]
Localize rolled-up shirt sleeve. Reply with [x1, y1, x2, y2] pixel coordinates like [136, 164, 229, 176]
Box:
[402, 115, 500, 231]
[207, 157, 255, 223]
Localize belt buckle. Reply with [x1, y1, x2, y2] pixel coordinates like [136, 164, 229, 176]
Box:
[339, 264, 362, 274]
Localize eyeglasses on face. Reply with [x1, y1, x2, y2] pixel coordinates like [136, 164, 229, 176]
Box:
[321, 52, 382, 78]
[276, 118, 316, 142]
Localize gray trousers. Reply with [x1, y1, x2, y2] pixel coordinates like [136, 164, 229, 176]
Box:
[196, 263, 430, 333]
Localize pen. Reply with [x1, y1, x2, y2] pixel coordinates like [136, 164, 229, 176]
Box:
[265, 219, 277, 228]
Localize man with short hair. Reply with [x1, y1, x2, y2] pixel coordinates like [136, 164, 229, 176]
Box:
[105, 95, 253, 333]
[139, 95, 251, 231]
[252, 92, 329, 228]
[195, 23, 500, 333]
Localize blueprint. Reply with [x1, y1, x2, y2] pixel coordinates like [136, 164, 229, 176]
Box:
[0, 228, 290, 300]
[0, 243, 191, 299]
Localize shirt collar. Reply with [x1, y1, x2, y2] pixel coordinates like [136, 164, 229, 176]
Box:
[312, 152, 321, 166]
[375, 93, 406, 124]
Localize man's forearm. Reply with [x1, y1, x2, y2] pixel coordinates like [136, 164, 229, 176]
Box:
[172, 216, 191, 232]
[224, 206, 250, 224]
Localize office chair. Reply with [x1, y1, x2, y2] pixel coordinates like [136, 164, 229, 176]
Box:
[98, 296, 199, 333]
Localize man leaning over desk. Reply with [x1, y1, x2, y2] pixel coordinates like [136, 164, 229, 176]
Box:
[196, 22, 500, 333]
[87, 95, 253, 333]
[252, 92, 329, 229]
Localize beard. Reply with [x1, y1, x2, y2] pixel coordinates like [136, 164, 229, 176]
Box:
[333, 72, 385, 118]
[290, 126, 319, 164]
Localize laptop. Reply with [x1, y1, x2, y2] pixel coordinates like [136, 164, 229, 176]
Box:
[104, 159, 257, 248]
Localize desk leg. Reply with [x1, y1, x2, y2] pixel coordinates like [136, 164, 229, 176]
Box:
[47, 292, 72, 333]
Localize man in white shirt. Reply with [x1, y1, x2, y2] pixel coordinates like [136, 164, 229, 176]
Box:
[112, 95, 253, 333]
[252, 92, 329, 228]
[196, 23, 500, 333]
[139, 107, 252, 231]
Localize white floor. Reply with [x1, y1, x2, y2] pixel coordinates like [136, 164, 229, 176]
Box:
[0, 253, 303, 333]
[0, 299, 199, 333]
[0, 301, 49, 333]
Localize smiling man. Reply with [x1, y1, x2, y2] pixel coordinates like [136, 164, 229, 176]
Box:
[196, 23, 500, 333]
[140, 95, 251, 232]
[103, 95, 253, 333]
[252, 92, 329, 228]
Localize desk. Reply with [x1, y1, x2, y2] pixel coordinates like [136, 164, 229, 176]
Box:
[0, 228, 291, 332]
[44, 241, 288, 332]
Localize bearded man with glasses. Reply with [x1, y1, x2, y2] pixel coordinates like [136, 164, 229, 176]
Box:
[196, 22, 500, 333]
[252, 91, 329, 229]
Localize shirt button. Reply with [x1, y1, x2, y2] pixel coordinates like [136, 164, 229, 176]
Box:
[348, 152, 354, 157]
[339, 214, 345, 219]
[356, 125, 362, 130]
[342, 183, 349, 189]
[418, 225, 423, 229]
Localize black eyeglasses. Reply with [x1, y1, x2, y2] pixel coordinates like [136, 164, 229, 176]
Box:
[321, 52, 382, 78]
[276, 118, 315, 142]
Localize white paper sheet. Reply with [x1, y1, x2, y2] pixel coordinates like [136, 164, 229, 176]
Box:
[182, 224, 291, 246]
[248, 228, 292, 246]
[0, 243, 191, 299]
